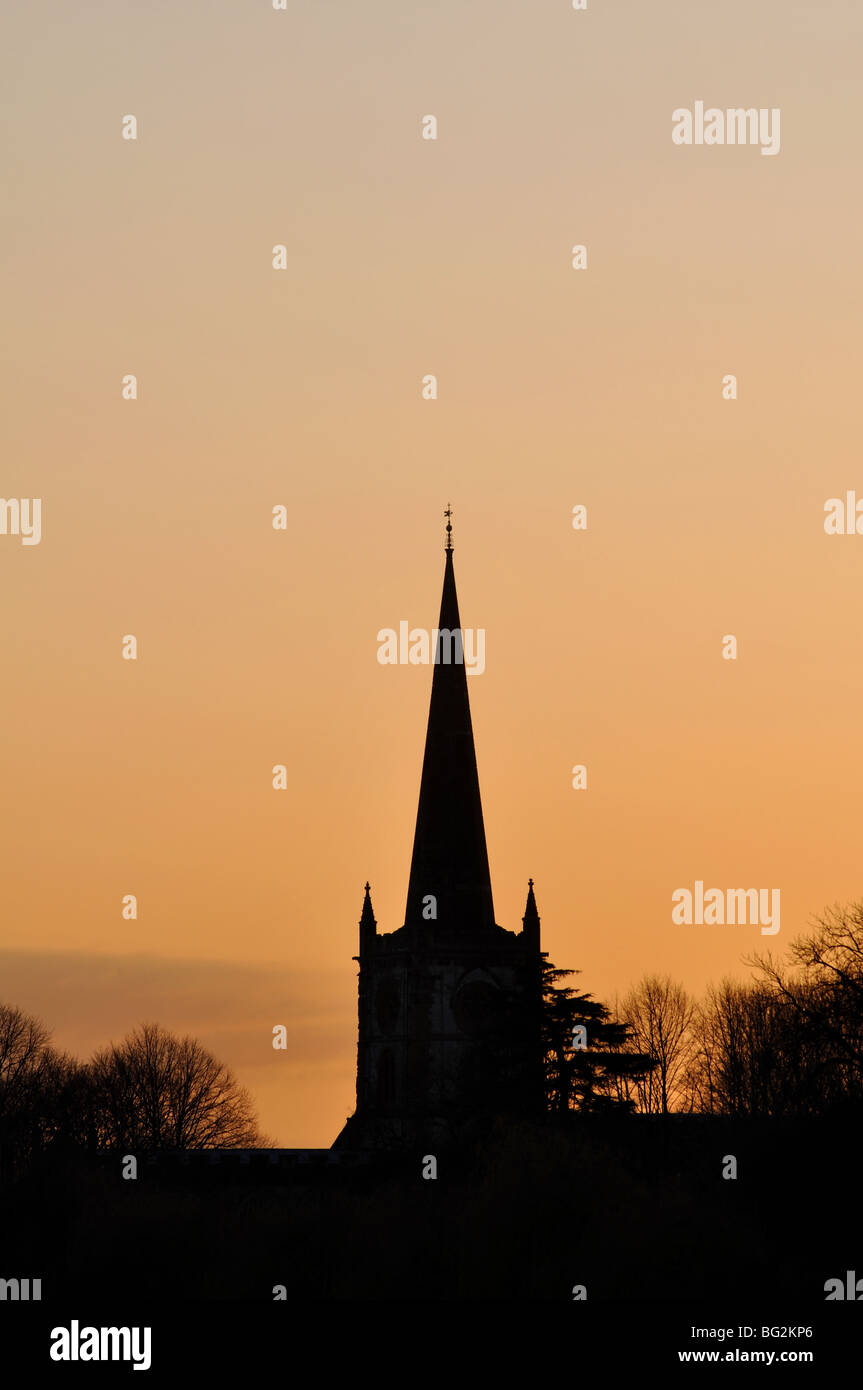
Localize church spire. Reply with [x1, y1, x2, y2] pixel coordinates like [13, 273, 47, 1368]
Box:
[523, 877, 539, 924]
[360, 882, 376, 929]
[359, 880, 377, 952]
[403, 524, 495, 931]
[522, 877, 540, 946]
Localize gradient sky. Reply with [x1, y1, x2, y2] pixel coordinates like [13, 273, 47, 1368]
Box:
[2, 0, 863, 1144]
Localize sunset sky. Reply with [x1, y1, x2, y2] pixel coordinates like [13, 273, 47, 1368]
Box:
[3, 0, 863, 1145]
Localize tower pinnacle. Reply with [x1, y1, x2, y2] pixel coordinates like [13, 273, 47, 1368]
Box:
[522, 877, 540, 945]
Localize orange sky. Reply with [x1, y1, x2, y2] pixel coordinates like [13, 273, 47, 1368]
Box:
[3, 0, 863, 1144]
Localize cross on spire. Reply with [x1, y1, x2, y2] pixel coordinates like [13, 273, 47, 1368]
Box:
[444, 504, 453, 550]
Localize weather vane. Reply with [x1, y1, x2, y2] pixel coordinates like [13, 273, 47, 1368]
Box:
[444, 503, 453, 550]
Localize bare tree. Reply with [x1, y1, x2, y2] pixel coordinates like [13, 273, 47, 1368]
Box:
[685, 975, 838, 1117]
[686, 981, 772, 1115]
[748, 900, 863, 1109]
[0, 1002, 80, 1173]
[618, 976, 695, 1113]
[87, 1022, 263, 1149]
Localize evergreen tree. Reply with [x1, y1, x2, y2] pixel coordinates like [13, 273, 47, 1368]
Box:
[541, 961, 655, 1113]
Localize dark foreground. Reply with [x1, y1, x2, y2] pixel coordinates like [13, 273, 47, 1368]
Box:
[1, 1112, 859, 1303]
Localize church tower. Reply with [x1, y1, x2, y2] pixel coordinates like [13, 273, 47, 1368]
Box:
[333, 520, 545, 1151]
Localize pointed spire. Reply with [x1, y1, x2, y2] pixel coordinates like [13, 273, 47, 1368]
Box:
[359, 881, 377, 951]
[522, 877, 541, 947]
[360, 881, 376, 929]
[404, 535, 495, 931]
[523, 878, 540, 929]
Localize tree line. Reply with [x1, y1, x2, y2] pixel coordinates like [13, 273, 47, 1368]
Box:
[4, 900, 863, 1175]
[0, 1018, 264, 1178]
[543, 900, 863, 1117]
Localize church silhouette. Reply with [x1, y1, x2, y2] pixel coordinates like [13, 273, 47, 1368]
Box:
[334, 521, 546, 1151]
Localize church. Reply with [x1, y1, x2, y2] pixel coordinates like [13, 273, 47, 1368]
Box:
[333, 519, 546, 1152]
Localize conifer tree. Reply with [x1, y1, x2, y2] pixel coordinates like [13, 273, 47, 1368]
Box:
[541, 961, 655, 1113]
